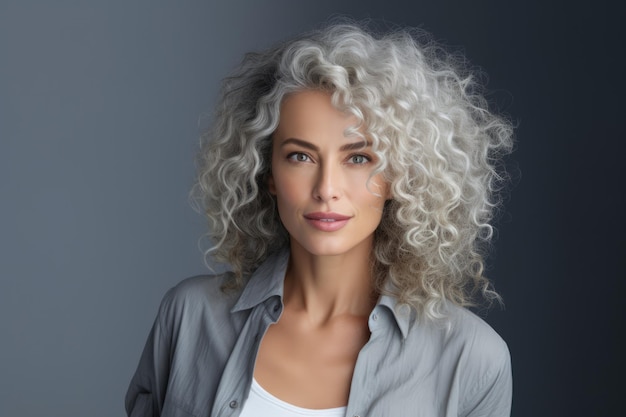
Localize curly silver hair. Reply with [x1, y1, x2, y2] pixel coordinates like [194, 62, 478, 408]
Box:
[193, 23, 514, 319]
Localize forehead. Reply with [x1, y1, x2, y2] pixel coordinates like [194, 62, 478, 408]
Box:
[275, 90, 361, 140]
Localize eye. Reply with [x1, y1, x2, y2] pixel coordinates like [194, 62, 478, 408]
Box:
[348, 154, 371, 165]
[287, 152, 312, 163]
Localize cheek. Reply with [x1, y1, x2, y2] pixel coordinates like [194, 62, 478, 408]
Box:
[274, 182, 306, 230]
[370, 172, 391, 200]
[273, 176, 304, 207]
[268, 175, 276, 195]
[359, 175, 390, 204]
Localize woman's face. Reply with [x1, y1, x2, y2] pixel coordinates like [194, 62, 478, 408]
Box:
[269, 90, 389, 258]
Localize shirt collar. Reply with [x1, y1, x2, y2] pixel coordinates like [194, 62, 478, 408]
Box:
[231, 248, 289, 313]
[231, 247, 414, 338]
[377, 292, 414, 339]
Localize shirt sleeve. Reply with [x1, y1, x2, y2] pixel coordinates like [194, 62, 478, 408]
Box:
[125, 291, 175, 417]
[461, 339, 513, 417]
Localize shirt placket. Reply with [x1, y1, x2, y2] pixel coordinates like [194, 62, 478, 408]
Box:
[344, 305, 388, 417]
[210, 298, 281, 417]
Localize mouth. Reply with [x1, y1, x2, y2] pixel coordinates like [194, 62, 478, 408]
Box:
[304, 212, 351, 221]
[303, 212, 352, 231]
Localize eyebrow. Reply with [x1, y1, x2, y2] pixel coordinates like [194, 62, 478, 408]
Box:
[280, 138, 372, 152]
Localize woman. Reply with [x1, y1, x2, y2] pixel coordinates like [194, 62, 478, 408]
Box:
[126, 23, 514, 417]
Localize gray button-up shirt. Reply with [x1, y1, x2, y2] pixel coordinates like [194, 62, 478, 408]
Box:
[126, 249, 512, 417]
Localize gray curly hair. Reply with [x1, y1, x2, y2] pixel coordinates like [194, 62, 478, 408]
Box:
[193, 22, 514, 319]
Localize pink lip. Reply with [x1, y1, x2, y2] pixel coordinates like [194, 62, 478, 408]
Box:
[304, 212, 351, 232]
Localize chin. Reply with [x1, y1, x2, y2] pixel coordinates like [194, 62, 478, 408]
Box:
[292, 236, 372, 258]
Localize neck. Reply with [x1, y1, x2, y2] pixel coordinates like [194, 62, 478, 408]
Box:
[283, 240, 378, 325]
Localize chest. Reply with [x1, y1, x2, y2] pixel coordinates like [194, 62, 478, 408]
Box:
[163, 304, 465, 417]
[253, 310, 371, 409]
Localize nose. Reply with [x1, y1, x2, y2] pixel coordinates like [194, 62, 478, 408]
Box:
[313, 162, 342, 202]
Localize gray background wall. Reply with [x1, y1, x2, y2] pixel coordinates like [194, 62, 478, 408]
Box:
[1, 1, 623, 416]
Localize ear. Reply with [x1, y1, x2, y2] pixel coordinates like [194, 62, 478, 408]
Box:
[267, 172, 277, 195]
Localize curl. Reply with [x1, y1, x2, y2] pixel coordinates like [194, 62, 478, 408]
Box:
[191, 21, 514, 319]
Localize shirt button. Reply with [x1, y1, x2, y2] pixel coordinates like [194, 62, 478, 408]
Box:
[229, 400, 238, 409]
[372, 313, 378, 321]
[273, 303, 280, 312]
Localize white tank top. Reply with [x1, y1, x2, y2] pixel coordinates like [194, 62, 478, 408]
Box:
[238, 378, 347, 417]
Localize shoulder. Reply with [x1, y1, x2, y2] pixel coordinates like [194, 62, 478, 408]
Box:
[372, 301, 512, 414]
[156, 272, 243, 327]
[408, 304, 511, 394]
[442, 305, 512, 414]
[430, 304, 511, 381]
[163, 272, 236, 302]
[410, 304, 509, 358]
[446, 305, 510, 362]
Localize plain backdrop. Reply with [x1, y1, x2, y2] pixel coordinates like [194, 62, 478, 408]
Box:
[1, 1, 623, 416]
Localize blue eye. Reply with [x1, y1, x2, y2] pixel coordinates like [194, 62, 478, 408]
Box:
[349, 154, 370, 164]
[288, 152, 311, 162]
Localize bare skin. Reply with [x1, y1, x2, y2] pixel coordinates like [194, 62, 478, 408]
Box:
[254, 241, 377, 409]
[254, 91, 388, 409]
